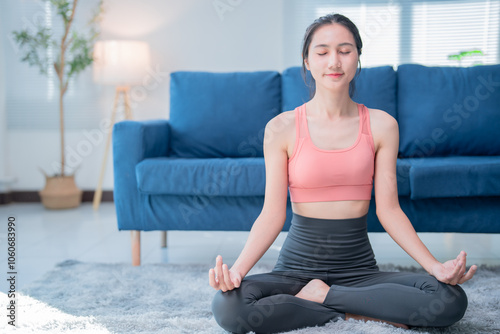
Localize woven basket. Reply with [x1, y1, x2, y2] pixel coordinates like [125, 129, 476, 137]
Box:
[39, 175, 83, 209]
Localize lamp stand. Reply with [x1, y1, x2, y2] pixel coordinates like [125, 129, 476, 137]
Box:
[93, 86, 132, 210]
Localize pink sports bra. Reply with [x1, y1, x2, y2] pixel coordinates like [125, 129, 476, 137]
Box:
[288, 103, 375, 203]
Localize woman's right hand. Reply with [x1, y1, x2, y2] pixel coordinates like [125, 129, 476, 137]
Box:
[209, 255, 242, 292]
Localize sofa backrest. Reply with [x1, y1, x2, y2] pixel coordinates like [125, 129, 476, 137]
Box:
[398, 64, 500, 158]
[169, 71, 281, 158]
[169, 65, 499, 160]
[281, 66, 397, 118]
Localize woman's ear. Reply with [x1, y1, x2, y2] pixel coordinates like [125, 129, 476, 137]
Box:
[304, 59, 310, 70]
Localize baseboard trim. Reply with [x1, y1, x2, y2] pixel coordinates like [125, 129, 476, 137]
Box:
[82, 190, 114, 202]
[0, 191, 114, 205]
[0, 192, 13, 205]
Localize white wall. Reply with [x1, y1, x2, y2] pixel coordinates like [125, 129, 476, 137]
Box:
[0, 10, 11, 193]
[4, 0, 285, 191]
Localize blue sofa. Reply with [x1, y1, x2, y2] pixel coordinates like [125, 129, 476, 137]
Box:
[113, 64, 500, 265]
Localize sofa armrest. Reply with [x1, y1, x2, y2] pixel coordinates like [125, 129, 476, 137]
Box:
[113, 120, 170, 230]
[114, 120, 170, 162]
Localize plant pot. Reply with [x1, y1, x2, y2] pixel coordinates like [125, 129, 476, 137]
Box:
[39, 175, 83, 209]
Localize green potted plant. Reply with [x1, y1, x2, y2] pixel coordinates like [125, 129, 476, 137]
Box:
[448, 50, 484, 66]
[12, 0, 103, 209]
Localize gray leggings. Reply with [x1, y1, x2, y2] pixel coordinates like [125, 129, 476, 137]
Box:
[212, 214, 468, 333]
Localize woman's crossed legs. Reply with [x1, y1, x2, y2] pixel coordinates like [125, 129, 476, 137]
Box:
[212, 270, 467, 333]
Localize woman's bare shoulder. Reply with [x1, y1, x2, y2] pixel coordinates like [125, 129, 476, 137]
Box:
[367, 108, 399, 152]
[367, 108, 398, 131]
[267, 109, 296, 128]
[265, 110, 296, 137]
[264, 110, 297, 150]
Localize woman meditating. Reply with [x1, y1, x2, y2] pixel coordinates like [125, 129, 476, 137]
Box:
[209, 13, 476, 333]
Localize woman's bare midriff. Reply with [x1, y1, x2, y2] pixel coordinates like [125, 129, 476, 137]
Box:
[291, 200, 370, 220]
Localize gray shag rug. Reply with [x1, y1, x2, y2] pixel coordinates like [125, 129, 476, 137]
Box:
[2, 261, 499, 333]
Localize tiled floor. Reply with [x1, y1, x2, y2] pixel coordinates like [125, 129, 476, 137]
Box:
[0, 202, 499, 294]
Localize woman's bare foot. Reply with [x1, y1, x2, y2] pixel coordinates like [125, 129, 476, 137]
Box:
[346, 313, 409, 330]
[295, 279, 330, 303]
[296, 280, 409, 329]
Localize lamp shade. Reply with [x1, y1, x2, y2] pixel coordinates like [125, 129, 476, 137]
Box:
[93, 40, 151, 86]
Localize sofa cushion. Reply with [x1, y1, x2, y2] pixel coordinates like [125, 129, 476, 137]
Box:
[408, 156, 500, 199]
[136, 157, 266, 196]
[169, 71, 281, 158]
[398, 64, 500, 158]
[137, 157, 414, 198]
[281, 66, 397, 118]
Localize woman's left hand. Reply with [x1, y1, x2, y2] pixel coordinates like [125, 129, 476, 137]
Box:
[430, 251, 477, 285]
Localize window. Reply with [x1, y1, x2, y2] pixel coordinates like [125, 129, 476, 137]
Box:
[411, 1, 499, 66]
[283, 0, 500, 68]
[315, 2, 401, 67]
[2, 0, 105, 130]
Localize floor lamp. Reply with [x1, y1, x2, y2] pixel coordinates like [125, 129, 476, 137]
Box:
[92, 40, 151, 211]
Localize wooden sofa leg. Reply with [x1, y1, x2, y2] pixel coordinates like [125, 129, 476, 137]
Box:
[161, 231, 167, 248]
[131, 230, 141, 266]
